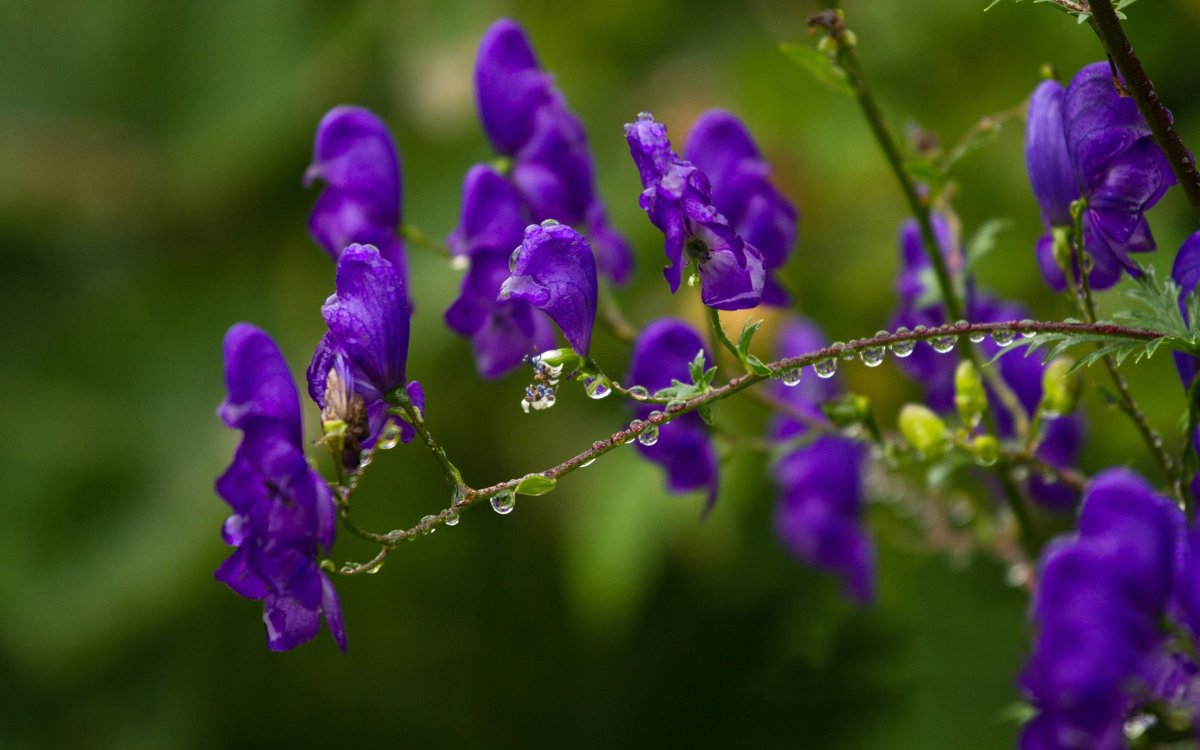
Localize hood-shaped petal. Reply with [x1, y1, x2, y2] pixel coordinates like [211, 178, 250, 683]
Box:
[1026, 79, 1079, 228]
[498, 222, 597, 355]
[446, 165, 527, 259]
[218, 324, 302, 440]
[474, 19, 557, 156]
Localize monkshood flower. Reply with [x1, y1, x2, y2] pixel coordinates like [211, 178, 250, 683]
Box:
[499, 221, 597, 357]
[445, 165, 556, 377]
[1025, 63, 1175, 291]
[625, 319, 718, 508]
[304, 106, 406, 278]
[1020, 469, 1183, 749]
[890, 217, 1084, 510]
[307, 244, 423, 454]
[770, 317, 874, 603]
[473, 18, 632, 284]
[216, 323, 346, 652]
[685, 109, 798, 306]
[625, 112, 765, 310]
[1172, 231, 1200, 390]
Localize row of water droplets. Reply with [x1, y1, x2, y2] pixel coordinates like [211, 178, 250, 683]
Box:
[774, 322, 1033, 385]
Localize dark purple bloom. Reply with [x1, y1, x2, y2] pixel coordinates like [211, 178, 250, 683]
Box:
[473, 19, 632, 284]
[1026, 64, 1175, 291]
[216, 323, 346, 652]
[446, 164, 526, 260]
[769, 317, 874, 604]
[307, 244, 422, 448]
[685, 109, 798, 306]
[499, 221, 597, 356]
[625, 112, 765, 310]
[305, 106, 406, 278]
[625, 318, 718, 507]
[1020, 469, 1182, 748]
[1172, 231, 1200, 390]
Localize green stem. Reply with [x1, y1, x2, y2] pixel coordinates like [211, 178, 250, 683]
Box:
[708, 308, 742, 363]
[385, 388, 467, 492]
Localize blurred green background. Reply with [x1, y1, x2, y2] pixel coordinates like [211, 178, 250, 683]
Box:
[3, 1, 1199, 747]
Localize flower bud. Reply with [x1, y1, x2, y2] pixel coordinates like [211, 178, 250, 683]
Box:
[970, 435, 999, 467]
[1041, 357, 1082, 417]
[954, 361, 986, 428]
[898, 403, 947, 457]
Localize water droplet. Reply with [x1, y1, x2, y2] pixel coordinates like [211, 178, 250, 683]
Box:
[1124, 713, 1157, 740]
[780, 367, 803, 386]
[666, 399, 686, 413]
[583, 376, 611, 400]
[687, 273, 700, 287]
[637, 424, 659, 446]
[508, 245, 522, 272]
[420, 515, 437, 535]
[829, 342, 846, 361]
[626, 385, 649, 398]
[1019, 319, 1037, 338]
[490, 491, 516, 515]
[930, 335, 957, 353]
[592, 440, 606, 451]
[1005, 563, 1030, 588]
[838, 343, 856, 361]
[611, 432, 628, 446]
[859, 345, 885, 367]
[813, 358, 838, 379]
[890, 327, 916, 358]
[647, 410, 664, 423]
[991, 329, 1015, 347]
[376, 421, 402, 450]
[636, 111, 653, 121]
[629, 418, 645, 433]
[540, 218, 560, 227]
[580, 457, 596, 468]
[967, 330, 986, 343]
[953, 319, 970, 330]
[358, 449, 374, 468]
[444, 511, 460, 527]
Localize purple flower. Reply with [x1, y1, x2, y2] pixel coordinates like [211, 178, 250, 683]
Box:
[1026, 64, 1175, 291]
[307, 244, 423, 451]
[685, 109, 798, 306]
[625, 112, 766, 310]
[305, 106, 406, 278]
[770, 318, 874, 604]
[625, 318, 718, 507]
[215, 323, 346, 652]
[473, 19, 632, 284]
[1172, 231, 1200, 390]
[499, 221, 597, 356]
[1020, 469, 1183, 748]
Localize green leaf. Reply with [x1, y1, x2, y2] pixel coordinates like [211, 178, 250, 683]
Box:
[515, 474, 557, 496]
[965, 218, 1012, 272]
[737, 318, 764, 359]
[744, 354, 774, 377]
[779, 43, 854, 96]
[696, 403, 715, 426]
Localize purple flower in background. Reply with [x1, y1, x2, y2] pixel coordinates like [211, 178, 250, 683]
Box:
[1020, 469, 1183, 749]
[473, 19, 632, 284]
[1025, 64, 1175, 291]
[770, 317, 874, 604]
[625, 319, 718, 508]
[307, 244, 423, 450]
[215, 323, 346, 652]
[685, 109, 798, 306]
[625, 112, 765, 310]
[1172, 231, 1200, 389]
[305, 106, 406, 278]
[444, 166, 557, 377]
[889, 217, 1084, 510]
[499, 221, 597, 356]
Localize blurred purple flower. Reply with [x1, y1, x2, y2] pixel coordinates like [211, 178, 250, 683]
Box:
[770, 317, 874, 604]
[625, 318, 718, 508]
[1020, 469, 1183, 748]
[685, 109, 798, 306]
[307, 244, 423, 449]
[1025, 64, 1175, 291]
[305, 106, 406, 279]
[215, 323, 346, 652]
[499, 222, 597, 356]
[625, 112, 765, 310]
[473, 19, 632, 284]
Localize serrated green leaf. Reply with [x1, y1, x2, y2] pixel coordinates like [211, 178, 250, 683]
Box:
[696, 403, 715, 426]
[744, 354, 774, 377]
[779, 43, 855, 96]
[737, 318, 763, 358]
[515, 474, 557, 496]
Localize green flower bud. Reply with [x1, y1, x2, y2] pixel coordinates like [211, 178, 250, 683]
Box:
[898, 403, 947, 457]
[954, 360, 987, 428]
[971, 435, 999, 467]
[1041, 357, 1082, 417]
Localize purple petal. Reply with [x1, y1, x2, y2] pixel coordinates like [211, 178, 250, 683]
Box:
[585, 203, 634, 286]
[626, 317, 713, 392]
[263, 592, 322, 652]
[446, 165, 527, 259]
[1065, 63, 1150, 191]
[474, 19, 556, 156]
[498, 222, 597, 355]
[218, 324, 302, 438]
[511, 103, 594, 225]
[1025, 79, 1079, 228]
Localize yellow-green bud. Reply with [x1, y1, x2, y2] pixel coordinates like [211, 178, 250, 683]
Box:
[898, 403, 947, 457]
[1041, 357, 1082, 417]
[971, 435, 999, 467]
[954, 360, 987, 428]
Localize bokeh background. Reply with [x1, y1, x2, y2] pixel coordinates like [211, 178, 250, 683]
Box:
[3, 1, 1199, 747]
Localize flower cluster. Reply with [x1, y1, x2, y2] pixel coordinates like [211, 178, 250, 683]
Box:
[889, 215, 1084, 510]
[1021, 469, 1183, 748]
[770, 318, 874, 603]
[1026, 63, 1175, 291]
[445, 19, 628, 378]
[215, 324, 346, 652]
[625, 319, 718, 508]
